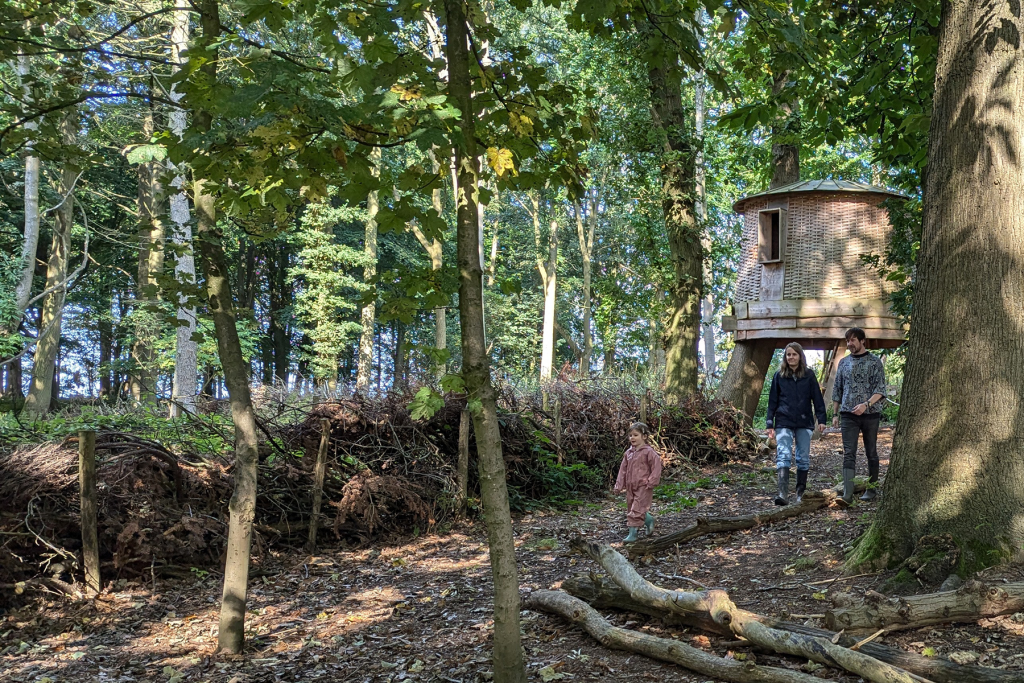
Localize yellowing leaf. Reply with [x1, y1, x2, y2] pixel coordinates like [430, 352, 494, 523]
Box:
[486, 147, 517, 177]
[391, 557, 407, 567]
[812, 592, 827, 601]
[922, 647, 938, 657]
[347, 12, 360, 26]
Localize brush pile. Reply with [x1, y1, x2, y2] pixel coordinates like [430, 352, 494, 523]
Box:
[0, 382, 757, 585]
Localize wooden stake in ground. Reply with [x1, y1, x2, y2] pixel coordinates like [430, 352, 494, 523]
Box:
[78, 430, 100, 594]
[458, 407, 470, 512]
[305, 419, 330, 553]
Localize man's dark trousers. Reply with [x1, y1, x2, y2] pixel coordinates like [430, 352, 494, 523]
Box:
[840, 412, 880, 476]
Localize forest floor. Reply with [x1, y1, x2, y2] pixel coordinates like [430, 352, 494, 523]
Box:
[3, 428, 1024, 683]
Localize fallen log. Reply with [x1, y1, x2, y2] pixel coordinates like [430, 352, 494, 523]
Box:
[525, 590, 823, 683]
[570, 538, 921, 683]
[561, 573, 1016, 683]
[826, 580, 1024, 633]
[630, 486, 864, 555]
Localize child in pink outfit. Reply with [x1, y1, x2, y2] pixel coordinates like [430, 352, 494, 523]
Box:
[613, 422, 662, 543]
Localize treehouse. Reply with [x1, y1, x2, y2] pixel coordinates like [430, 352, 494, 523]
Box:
[720, 179, 909, 393]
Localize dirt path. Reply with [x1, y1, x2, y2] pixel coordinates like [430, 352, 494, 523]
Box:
[3, 429, 1024, 682]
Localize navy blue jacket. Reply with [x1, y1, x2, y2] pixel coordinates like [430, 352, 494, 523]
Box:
[766, 370, 827, 430]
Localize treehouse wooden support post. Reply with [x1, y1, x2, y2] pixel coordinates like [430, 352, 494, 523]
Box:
[458, 407, 470, 512]
[78, 430, 100, 595]
[305, 419, 330, 553]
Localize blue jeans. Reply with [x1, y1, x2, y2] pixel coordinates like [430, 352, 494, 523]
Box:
[776, 428, 812, 471]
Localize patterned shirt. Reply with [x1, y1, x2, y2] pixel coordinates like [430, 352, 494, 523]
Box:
[832, 352, 887, 415]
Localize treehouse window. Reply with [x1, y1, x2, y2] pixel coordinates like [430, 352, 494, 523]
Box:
[757, 208, 786, 264]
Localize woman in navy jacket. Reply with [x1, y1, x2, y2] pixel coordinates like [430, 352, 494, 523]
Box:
[766, 342, 827, 505]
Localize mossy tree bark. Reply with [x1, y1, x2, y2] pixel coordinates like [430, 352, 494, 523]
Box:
[190, 0, 261, 654]
[647, 48, 700, 403]
[444, 1, 526, 680]
[870, 0, 1024, 569]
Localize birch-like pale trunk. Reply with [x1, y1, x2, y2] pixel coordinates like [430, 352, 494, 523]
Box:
[444, 1, 526, 679]
[355, 147, 381, 394]
[13, 54, 41, 320]
[168, 2, 198, 418]
[411, 150, 446, 378]
[695, 77, 716, 377]
[23, 113, 77, 418]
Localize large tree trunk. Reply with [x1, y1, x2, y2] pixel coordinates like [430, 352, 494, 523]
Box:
[769, 70, 800, 190]
[190, 0, 260, 654]
[717, 341, 775, 423]
[13, 54, 41, 320]
[443, 2, 526, 680]
[647, 54, 700, 402]
[131, 99, 164, 404]
[355, 147, 381, 394]
[867, 0, 1024, 569]
[23, 113, 77, 419]
[168, 1, 199, 418]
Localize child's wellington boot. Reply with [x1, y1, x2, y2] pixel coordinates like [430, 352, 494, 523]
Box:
[624, 527, 639, 543]
[644, 512, 655, 536]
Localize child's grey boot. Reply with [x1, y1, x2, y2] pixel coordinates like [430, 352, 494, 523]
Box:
[774, 468, 790, 506]
[795, 469, 808, 503]
[624, 527, 639, 543]
[838, 468, 856, 507]
[644, 512, 655, 536]
[860, 462, 880, 501]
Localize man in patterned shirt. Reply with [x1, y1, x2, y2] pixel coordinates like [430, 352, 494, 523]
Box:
[831, 327, 887, 507]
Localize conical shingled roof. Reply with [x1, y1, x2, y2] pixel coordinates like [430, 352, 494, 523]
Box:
[733, 179, 909, 213]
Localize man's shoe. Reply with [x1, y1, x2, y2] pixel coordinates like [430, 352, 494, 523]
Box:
[795, 469, 808, 503]
[624, 527, 639, 543]
[837, 468, 856, 507]
[860, 462, 880, 501]
[644, 512, 655, 536]
[774, 468, 790, 506]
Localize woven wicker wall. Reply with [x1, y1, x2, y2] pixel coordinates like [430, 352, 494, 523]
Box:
[734, 192, 895, 303]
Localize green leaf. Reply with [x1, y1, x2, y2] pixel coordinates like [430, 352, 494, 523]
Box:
[408, 387, 445, 421]
[125, 144, 167, 165]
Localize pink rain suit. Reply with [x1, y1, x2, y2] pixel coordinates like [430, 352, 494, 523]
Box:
[614, 445, 663, 527]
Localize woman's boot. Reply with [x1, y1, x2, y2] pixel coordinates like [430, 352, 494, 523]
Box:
[837, 468, 856, 507]
[774, 468, 790, 506]
[795, 469, 808, 503]
[860, 462, 880, 501]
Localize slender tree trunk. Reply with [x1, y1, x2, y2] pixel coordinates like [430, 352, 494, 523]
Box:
[23, 113, 77, 419]
[487, 189, 500, 286]
[270, 245, 290, 384]
[131, 97, 164, 404]
[411, 151, 447, 378]
[168, 1, 199, 418]
[573, 196, 595, 374]
[868, 0, 1024, 568]
[392, 321, 407, 392]
[355, 147, 381, 394]
[443, 2, 526, 680]
[695, 77, 716, 378]
[647, 50, 701, 402]
[539, 216, 557, 383]
[13, 54, 41, 320]
[190, 1, 260, 654]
